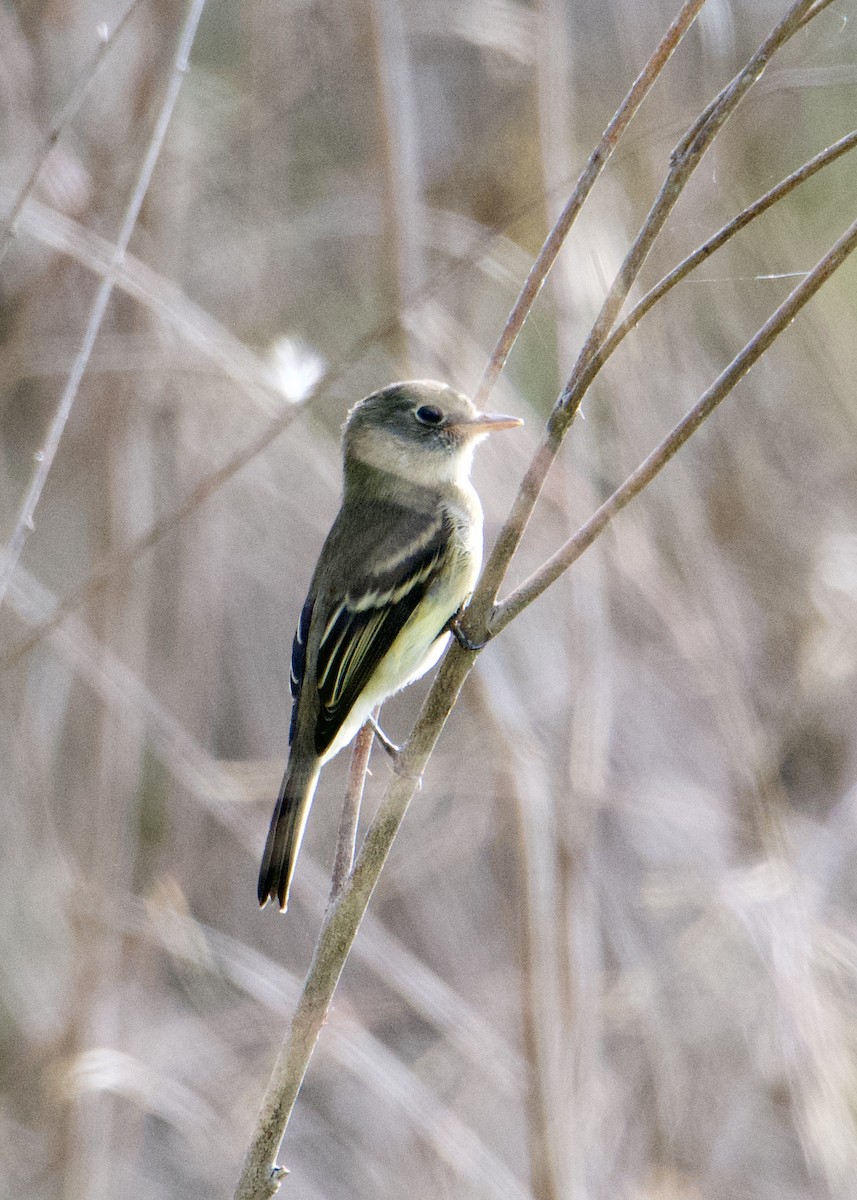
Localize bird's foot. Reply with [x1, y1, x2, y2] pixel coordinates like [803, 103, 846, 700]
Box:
[368, 715, 401, 758]
[447, 611, 488, 652]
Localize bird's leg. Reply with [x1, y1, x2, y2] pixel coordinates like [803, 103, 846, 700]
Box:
[367, 715, 401, 758]
[447, 607, 488, 652]
[367, 717, 423, 784]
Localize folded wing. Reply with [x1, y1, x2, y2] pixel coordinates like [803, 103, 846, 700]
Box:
[313, 510, 451, 755]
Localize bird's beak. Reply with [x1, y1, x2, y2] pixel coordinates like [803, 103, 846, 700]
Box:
[454, 411, 524, 436]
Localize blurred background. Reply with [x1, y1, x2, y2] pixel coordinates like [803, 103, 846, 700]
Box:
[2, 0, 857, 1197]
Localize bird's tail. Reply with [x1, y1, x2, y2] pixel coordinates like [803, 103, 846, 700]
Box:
[258, 756, 321, 911]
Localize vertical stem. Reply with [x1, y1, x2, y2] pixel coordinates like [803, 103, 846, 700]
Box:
[369, 0, 425, 372]
[330, 715, 377, 902]
[0, 0, 146, 267]
[473, 0, 707, 409]
[0, 0, 208, 608]
[466, 0, 821, 644]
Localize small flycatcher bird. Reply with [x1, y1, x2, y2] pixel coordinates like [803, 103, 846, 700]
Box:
[258, 380, 522, 910]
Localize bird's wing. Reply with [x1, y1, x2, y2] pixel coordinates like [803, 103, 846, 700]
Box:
[311, 508, 452, 756]
[288, 595, 313, 744]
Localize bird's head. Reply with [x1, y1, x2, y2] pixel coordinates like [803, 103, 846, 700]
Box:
[344, 381, 522, 488]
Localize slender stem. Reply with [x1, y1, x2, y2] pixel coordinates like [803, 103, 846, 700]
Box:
[462, 0, 826, 644]
[0, 0, 208, 610]
[329, 716, 376, 903]
[562, 127, 857, 415]
[556, 0, 829, 420]
[234, 639, 472, 1199]
[0, 0, 146, 267]
[492, 212, 857, 634]
[473, 0, 707, 410]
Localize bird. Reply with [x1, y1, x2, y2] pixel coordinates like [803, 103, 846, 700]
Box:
[258, 380, 523, 910]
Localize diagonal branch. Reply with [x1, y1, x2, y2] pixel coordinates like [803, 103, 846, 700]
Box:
[0, 0, 146, 268]
[461, 0, 832, 644]
[234, 638, 475, 1200]
[234, 204, 857, 1200]
[0, 0, 208, 609]
[473, 0, 708, 409]
[547, 126, 857, 432]
[491, 212, 857, 634]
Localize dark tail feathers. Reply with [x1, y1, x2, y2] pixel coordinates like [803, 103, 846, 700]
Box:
[257, 757, 320, 911]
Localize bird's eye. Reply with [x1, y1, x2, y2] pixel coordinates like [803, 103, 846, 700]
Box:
[415, 404, 443, 426]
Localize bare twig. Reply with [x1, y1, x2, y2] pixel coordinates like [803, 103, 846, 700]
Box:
[234, 641, 471, 1200]
[0, 0, 208, 609]
[462, 0, 831, 646]
[491, 212, 857, 634]
[473, 0, 707, 409]
[370, 0, 425, 370]
[0, 0, 145, 267]
[575, 127, 857, 394]
[329, 716, 376, 902]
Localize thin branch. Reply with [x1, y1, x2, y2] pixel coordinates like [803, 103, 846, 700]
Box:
[796, 0, 836, 31]
[562, 126, 857, 413]
[234, 639, 472, 1200]
[0, 0, 145, 268]
[491, 212, 857, 634]
[0, 0, 208, 609]
[329, 716, 376, 903]
[666, 0, 834, 171]
[473, 0, 707, 409]
[462, 0, 830, 644]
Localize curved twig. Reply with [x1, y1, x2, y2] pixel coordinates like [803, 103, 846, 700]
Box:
[491, 212, 857, 634]
[461, 0, 833, 645]
[0, 0, 208, 608]
[473, 0, 708, 409]
[574, 127, 857, 397]
[0, 0, 146, 267]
